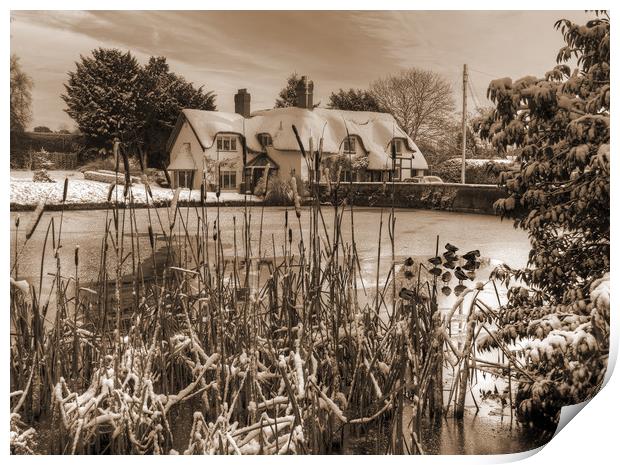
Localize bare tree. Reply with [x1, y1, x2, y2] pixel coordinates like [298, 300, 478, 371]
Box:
[10, 54, 33, 132]
[370, 68, 455, 144]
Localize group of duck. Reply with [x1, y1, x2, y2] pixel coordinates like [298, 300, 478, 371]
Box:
[399, 243, 483, 301]
[429, 244, 482, 297]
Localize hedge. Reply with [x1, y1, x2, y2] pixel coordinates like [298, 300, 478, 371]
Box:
[433, 159, 503, 184]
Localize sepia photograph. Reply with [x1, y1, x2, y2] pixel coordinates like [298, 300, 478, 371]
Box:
[7, 5, 611, 456]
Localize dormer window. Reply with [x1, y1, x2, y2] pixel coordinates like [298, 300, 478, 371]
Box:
[343, 136, 357, 154]
[216, 135, 237, 152]
[257, 133, 273, 147]
[391, 139, 404, 156]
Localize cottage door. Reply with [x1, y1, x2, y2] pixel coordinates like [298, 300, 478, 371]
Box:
[252, 168, 264, 192]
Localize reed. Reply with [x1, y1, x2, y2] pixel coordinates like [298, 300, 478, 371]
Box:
[9, 136, 516, 455]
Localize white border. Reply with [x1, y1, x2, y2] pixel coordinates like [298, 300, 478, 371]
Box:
[3, 2, 616, 463]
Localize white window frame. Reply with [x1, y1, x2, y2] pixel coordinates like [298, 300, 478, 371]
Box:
[392, 158, 403, 181]
[219, 170, 237, 189]
[176, 170, 194, 188]
[216, 135, 237, 152]
[343, 136, 357, 154]
[392, 139, 403, 156]
[340, 169, 353, 182]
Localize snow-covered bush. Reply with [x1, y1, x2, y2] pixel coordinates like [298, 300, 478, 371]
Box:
[475, 13, 610, 430]
[253, 170, 305, 205]
[10, 413, 37, 454]
[32, 169, 54, 183]
[480, 273, 609, 429]
[264, 176, 294, 206]
[433, 158, 501, 184]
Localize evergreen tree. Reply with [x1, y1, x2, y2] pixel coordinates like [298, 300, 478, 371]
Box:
[138, 56, 216, 167]
[62, 48, 144, 146]
[328, 88, 384, 112]
[274, 73, 301, 108]
[62, 49, 216, 166]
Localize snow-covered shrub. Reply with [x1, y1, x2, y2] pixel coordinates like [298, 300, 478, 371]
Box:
[10, 413, 37, 454]
[480, 273, 610, 430]
[145, 169, 167, 187]
[264, 176, 294, 206]
[476, 13, 610, 431]
[321, 153, 368, 182]
[433, 159, 503, 184]
[252, 169, 270, 197]
[32, 169, 54, 183]
[253, 170, 304, 205]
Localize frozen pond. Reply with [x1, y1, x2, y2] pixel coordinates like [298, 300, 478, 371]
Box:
[10, 205, 529, 293]
[10, 205, 542, 454]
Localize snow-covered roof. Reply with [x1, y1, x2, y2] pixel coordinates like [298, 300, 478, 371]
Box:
[411, 155, 428, 170]
[247, 152, 279, 169]
[176, 107, 426, 171]
[168, 143, 197, 170]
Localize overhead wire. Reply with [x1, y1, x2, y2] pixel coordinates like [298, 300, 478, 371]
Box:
[468, 67, 500, 79]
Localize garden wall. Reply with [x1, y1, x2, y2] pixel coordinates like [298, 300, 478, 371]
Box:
[317, 182, 506, 215]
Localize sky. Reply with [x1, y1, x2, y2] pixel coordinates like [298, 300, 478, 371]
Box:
[10, 10, 592, 131]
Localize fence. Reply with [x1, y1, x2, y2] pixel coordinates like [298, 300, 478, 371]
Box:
[27, 152, 79, 170]
[10, 131, 84, 169]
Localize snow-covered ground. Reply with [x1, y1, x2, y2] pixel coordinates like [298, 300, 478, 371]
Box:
[10, 170, 261, 208]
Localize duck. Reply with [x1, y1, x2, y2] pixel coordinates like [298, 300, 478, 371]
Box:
[462, 260, 480, 271]
[428, 256, 442, 266]
[462, 250, 481, 261]
[454, 267, 472, 281]
[445, 243, 459, 252]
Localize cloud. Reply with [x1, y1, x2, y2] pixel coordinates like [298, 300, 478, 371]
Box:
[11, 10, 592, 130]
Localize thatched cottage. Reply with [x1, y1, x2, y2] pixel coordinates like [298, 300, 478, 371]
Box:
[166, 77, 428, 192]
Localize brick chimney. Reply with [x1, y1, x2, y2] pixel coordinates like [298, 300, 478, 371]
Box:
[295, 76, 314, 109]
[234, 89, 251, 118]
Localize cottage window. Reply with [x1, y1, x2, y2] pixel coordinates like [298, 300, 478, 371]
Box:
[216, 135, 237, 152]
[219, 170, 237, 189]
[391, 139, 403, 156]
[370, 171, 383, 182]
[343, 136, 356, 154]
[257, 133, 273, 147]
[340, 170, 353, 182]
[392, 158, 403, 181]
[177, 170, 194, 188]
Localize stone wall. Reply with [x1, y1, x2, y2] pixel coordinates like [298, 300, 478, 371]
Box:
[317, 182, 506, 215]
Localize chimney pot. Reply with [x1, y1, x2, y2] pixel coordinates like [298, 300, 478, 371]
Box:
[295, 76, 314, 109]
[234, 89, 251, 118]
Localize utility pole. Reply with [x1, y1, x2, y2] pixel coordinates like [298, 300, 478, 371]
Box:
[461, 64, 468, 184]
